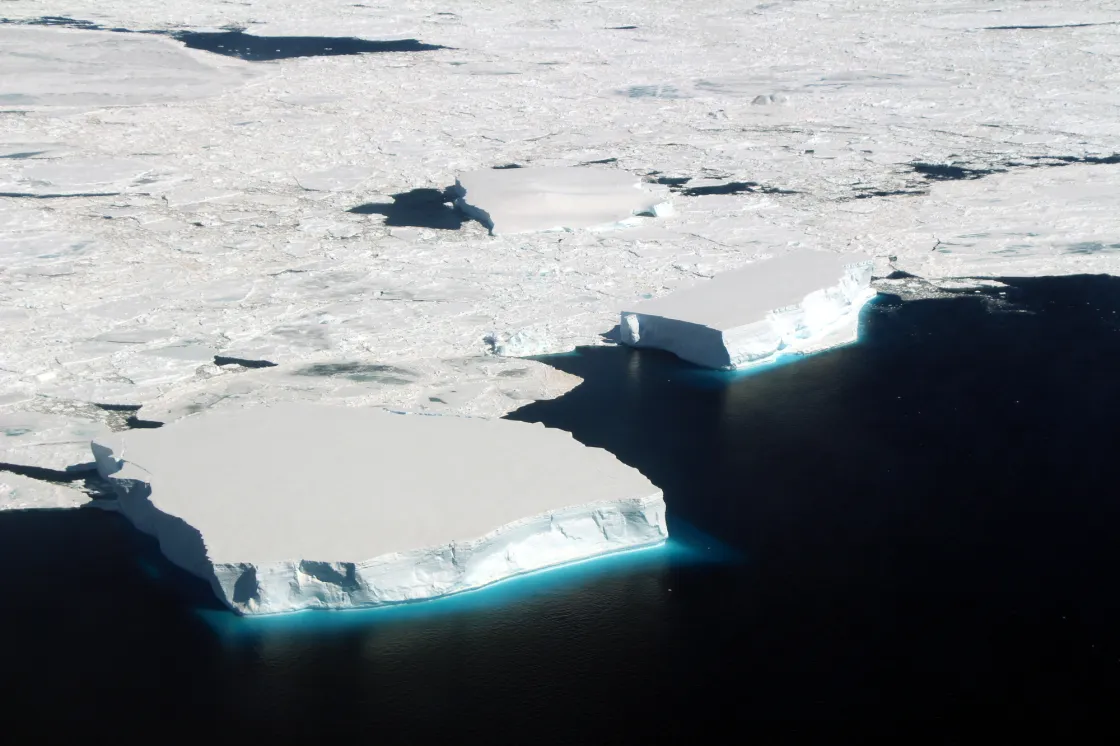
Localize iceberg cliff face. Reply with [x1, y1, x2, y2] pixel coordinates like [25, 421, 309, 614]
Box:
[620, 251, 876, 370]
[91, 404, 666, 615]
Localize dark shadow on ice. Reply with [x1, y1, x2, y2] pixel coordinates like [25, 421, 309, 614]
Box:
[607, 26, 639, 30]
[651, 175, 691, 187]
[0, 15, 133, 33]
[1024, 153, 1120, 167]
[0, 17, 449, 61]
[0, 151, 46, 160]
[213, 355, 278, 369]
[170, 30, 449, 61]
[0, 461, 96, 483]
[579, 157, 619, 166]
[680, 181, 796, 196]
[293, 362, 416, 384]
[985, 23, 1118, 30]
[599, 324, 623, 344]
[911, 162, 1004, 181]
[124, 416, 164, 429]
[491, 163, 524, 169]
[94, 403, 142, 412]
[853, 188, 928, 200]
[93, 402, 164, 429]
[348, 188, 464, 230]
[0, 191, 122, 199]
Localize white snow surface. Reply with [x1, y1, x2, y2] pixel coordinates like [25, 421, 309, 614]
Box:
[91, 403, 667, 614]
[0, 471, 90, 510]
[2, 0, 1119, 505]
[621, 251, 875, 369]
[454, 167, 669, 235]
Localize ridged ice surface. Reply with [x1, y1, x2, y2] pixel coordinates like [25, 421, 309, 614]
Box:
[90, 403, 666, 614]
[620, 252, 875, 369]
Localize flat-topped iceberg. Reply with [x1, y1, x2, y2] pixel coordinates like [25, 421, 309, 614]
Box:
[453, 167, 670, 235]
[90, 403, 666, 615]
[620, 251, 876, 369]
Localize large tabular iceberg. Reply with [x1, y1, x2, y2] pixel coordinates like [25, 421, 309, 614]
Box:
[620, 251, 876, 370]
[91, 403, 666, 615]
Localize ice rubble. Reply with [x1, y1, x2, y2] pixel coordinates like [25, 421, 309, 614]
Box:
[620, 251, 876, 370]
[91, 403, 667, 615]
[453, 167, 671, 235]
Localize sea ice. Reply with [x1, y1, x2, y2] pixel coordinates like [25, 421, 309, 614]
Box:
[620, 251, 875, 369]
[0, 471, 90, 511]
[453, 167, 670, 235]
[91, 403, 667, 615]
[0, 25, 260, 108]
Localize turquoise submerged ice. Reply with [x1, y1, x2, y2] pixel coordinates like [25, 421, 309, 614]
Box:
[91, 404, 666, 615]
[620, 251, 876, 370]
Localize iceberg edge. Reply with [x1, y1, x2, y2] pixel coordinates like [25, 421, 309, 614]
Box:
[91, 439, 666, 616]
[621, 254, 877, 370]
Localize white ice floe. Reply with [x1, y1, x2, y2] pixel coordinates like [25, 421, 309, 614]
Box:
[453, 167, 670, 235]
[0, 471, 90, 511]
[620, 251, 875, 369]
[0, 25, 261, 109]
[91, 403, 667, 615]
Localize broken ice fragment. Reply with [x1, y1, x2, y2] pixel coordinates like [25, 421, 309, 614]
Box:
[453, 167, 670, 235]
[620, 251, 876, 370]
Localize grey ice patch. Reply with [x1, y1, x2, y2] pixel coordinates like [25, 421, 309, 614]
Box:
[1066, 242, 1120, 255]
[293, 363, 417, 384]
[623, 84, 685, 99]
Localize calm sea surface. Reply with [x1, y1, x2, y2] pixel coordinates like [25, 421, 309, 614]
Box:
[4, 276, 1120, 735]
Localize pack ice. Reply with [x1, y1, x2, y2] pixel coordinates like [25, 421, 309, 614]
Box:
[453, 167, 670, 235]
[620, 251, 876, 370]
[90, 403, 666, 615]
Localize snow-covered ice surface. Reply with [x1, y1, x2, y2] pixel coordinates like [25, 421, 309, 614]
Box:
[2, 0, 1120, 505]
[454, 167, 670, 235]
[90, 403, 667, 615]
[0, 471, 89, 510]
[620, 251, 874, 369]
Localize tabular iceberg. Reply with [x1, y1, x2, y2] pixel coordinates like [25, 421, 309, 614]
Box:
[620, 251, 876, 370]
[90, 403, 666, 615]
[453, 167, 670, 235]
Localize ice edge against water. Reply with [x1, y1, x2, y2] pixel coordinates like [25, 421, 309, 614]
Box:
[90, 439, 667, 616]
[620, 256, 876, 370]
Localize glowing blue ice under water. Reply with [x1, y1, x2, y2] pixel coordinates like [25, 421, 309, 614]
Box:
[198, 519, 735, 639]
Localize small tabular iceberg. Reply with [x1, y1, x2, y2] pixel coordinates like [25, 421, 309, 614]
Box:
[91, 403, 666, 615]
[620, 251, 876, 370]
[453, 167, 670, 235]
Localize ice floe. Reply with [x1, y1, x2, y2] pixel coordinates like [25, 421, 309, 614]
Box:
[620, 251, 875, 369]
[453, 167, 670, 235]
[91, 403, 667, 614]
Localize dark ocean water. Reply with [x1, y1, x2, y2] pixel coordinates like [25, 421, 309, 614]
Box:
[4, 276, 1120, 736]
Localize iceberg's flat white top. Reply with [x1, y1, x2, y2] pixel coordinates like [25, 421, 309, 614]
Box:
[455, 167, 663, 234]
[625, 251, 870, 330]
[95, 404, 658, 564]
